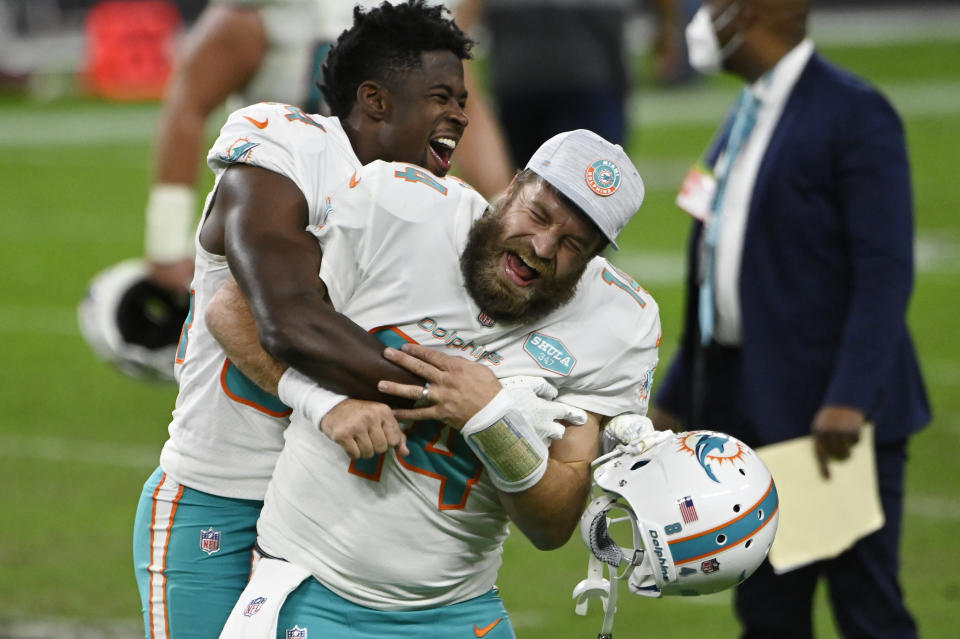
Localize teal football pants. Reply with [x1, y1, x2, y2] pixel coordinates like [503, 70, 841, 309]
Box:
[133, 466, 263, 638]
[275, 578, 517, 639]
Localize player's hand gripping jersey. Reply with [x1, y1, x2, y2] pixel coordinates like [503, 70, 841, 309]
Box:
[160, 102, 361, 500]
[257, 160, 661, 609]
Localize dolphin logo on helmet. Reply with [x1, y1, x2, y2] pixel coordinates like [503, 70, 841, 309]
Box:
[694, 433, 730, 482]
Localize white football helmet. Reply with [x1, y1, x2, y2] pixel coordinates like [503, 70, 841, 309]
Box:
[581, 430, 778, 598]
[78, 259, 189, 383]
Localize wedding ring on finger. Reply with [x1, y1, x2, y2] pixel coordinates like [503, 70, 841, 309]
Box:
[420, 382, 430, 404]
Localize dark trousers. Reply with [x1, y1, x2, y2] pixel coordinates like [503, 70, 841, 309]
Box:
[735, 440, 916, 639]
[495, 89, 627, 169]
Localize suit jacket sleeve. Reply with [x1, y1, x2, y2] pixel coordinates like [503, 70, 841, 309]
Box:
[823, 88, 915, 412]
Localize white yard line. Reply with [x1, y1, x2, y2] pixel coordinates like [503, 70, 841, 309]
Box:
[610, 232, 960, 285]
[632, 81, 960, 127]
[0, 617, 141, 639]
[808, 5, 960, 45]
[2, 77, 957, 147]
[0, 304, 80, 336]
[0, 434, 159, 470]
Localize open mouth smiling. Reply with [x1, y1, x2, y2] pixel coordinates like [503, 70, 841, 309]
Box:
[503, 251, 542, 287]
[429, 136, 456, 173]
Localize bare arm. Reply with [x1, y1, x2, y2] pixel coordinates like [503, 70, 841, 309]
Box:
[379, 344, 598, 550]
[199, 163, 422, 403]
[206, 275, 285, 394]
[450, 0, 515, 199]
[649, 0, 684, 85]
[452, 62, 515, 199]
[147, 5, 267, 291]
[499, 412, 599, 549]
[153, 6, 267, 186]
[207, 276, 411, 458]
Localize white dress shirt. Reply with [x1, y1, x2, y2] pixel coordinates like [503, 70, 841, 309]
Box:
[712, 38, 815, 345]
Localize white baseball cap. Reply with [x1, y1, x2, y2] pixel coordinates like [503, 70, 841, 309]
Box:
[525, 129, 645, 250]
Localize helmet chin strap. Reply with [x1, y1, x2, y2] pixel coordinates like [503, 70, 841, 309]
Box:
[573, 552, 638, 638]
[575, 494, 646, 638]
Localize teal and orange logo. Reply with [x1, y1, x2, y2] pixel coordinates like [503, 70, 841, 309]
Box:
[585, 159, 621, 196]
[677, 432, 747, 483]
[218, 137, 259, 163]
[284, 105, 325, 130]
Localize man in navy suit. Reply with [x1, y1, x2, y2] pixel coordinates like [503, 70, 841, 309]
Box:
[653, 1, 931, 637]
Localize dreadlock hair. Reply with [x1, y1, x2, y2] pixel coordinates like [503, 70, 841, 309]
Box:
[320, 0, 474, 119]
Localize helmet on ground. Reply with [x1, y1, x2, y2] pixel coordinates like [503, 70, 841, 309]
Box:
[581, 430, 778, 598]
[78, 259, 188, 383]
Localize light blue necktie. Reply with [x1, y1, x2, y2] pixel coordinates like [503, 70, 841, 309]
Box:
[698, 88, 761, 346]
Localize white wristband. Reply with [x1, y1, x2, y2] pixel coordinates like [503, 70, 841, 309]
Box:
[144, 184, 197, 263]
[462, 389, 549, 493]
[277, 368, 347, 430]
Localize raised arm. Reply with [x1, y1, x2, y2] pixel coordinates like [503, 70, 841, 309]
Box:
[147, 5, 267, 293]
[198, 163, 422, 403]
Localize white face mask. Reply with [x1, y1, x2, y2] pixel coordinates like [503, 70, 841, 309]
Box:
[684, 3, 744, 75]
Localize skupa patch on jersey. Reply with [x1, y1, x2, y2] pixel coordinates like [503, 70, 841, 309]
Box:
[523, 332, 576, 376]
[218, 137, 259, 163]
[199, 527, 221, 555]
[677, 431, 748, 483]
[585, 159, 621, 196]
[243, 596, 266, 617]
[286, 625, 308, 639]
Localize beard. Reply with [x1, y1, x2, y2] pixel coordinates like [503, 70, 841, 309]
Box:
[460, 208, 587, 324]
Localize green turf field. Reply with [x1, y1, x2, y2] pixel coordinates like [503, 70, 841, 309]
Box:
[1, 29, 958, 639]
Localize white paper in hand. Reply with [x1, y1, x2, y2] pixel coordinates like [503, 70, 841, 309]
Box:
[756, 425, 884, 574]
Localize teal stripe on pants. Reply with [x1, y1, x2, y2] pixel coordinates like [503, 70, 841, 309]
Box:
[133, 466, 263, 638]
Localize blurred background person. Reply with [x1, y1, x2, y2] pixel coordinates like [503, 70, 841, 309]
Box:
[451, 0, 687, 173]
[653, 1, 931, 637]
[143, 0, 381, 297]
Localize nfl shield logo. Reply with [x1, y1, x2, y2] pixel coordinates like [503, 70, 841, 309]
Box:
[243, 596, 266, 617]
[199, 527, 221, 555]
[286, 626, 307, 639]
[701, 558, 720, 574]
[477, 311, 495, 327]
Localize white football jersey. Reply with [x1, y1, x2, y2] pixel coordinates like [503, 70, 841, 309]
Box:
[258, 160, 661, 609]
[159, 102, 361, 500]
